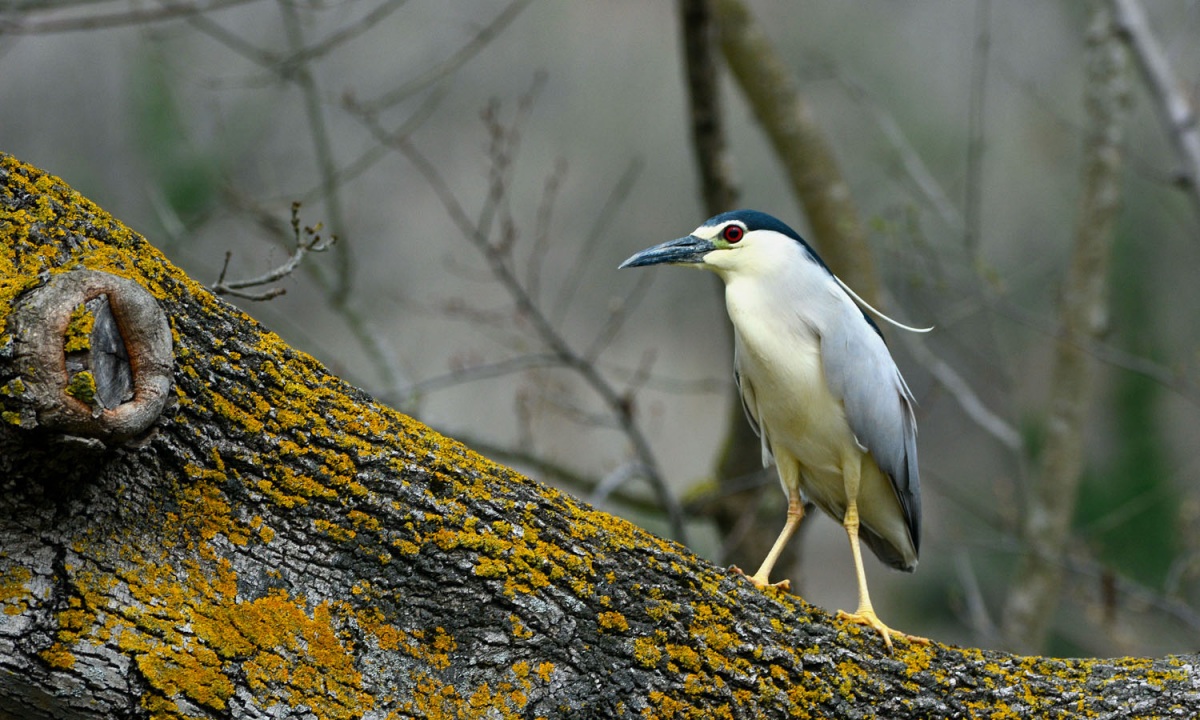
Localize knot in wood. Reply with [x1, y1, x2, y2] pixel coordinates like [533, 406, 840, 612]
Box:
[9, 269, 173, 442]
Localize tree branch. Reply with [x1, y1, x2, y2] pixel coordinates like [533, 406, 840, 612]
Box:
[0, 0, 258, 34]
[678, 0, 739, 214]
[1109, 0, 1200, 219]
[211, 202, 333, 301]
[389, 136, 689, 545]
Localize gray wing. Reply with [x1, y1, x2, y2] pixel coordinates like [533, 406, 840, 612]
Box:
[821, 302, 922, 561]
[733, 346, 773, 467]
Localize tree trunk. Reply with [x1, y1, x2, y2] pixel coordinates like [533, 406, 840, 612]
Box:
[1, 153, 1197, 718]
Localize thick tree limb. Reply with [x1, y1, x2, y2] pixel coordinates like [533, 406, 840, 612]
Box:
[2, 153, 1198, 718]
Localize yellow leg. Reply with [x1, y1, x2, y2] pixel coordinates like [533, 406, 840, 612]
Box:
[743, 493, 804, 590]
[834, 456, 927, 652]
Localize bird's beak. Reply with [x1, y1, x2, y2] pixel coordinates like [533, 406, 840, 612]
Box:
[618, 235, 716, 269]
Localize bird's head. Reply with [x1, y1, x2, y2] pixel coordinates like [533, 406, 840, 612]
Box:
[618, 209, 830, 279]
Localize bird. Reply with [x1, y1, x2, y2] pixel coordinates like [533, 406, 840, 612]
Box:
[619, 209, 927, 650]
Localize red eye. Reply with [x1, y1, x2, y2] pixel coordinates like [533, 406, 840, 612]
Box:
[722, 225, 744, 243]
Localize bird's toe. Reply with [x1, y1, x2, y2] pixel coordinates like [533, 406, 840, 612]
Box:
[836, 608, 928, 652]
[729, 565, 791, 591]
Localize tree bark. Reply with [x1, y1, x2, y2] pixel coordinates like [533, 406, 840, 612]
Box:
[2, 153, 1198, 718]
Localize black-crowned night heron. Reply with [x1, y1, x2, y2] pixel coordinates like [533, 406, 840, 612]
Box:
[620, 209, 927, 650]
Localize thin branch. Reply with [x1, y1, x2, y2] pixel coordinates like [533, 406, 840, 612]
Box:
[596, 362, 725, 396]
[583, 271, 655, 363]
[278, 0, 350, 306]
[954, 550, 1000, 647]
[224, 194, 408, 396]
[281, 0, 410, 68]
[392, 137, 689, 544]
[590, 462, 646, 505]
[973, 281, 1200, 408]
[836, 74, 963, 234]
[899, 332, 1021, 451]
[212, 202, 333, 301]
[186, 9, 276, 66]
[1109, 0, 1200, 219]
[395, 354, 563, 404]
[550, 157, 643, 327]
[316, 82, 448, 203]
[526, 157, 567, 309]
[0, 0, 259, 34]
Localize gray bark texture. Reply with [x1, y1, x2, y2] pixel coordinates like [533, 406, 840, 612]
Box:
[2, 153, 1199, 719]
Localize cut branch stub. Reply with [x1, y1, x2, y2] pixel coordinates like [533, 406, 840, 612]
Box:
[10, 269, 173, 442]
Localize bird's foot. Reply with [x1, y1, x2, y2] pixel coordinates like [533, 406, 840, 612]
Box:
[836, 608, 929, 653]
[728, 565, 791, 592]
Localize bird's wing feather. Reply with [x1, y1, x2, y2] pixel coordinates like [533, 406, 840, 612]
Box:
[733, 348, 773, 467]
[821, 299, 922, 556]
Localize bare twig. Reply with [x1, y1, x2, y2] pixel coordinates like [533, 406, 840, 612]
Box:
[969, 279, 1200, 408]
[281, 0, 410, 68]
[278, 0, 350, 306]
[583, 271, 655, 363]
[186, 9, 275, 66]
[390, 135, 689, 544]
[1002, 4, 1130, 654]
[899, 332, 1021, 451]
[597, 361, 725, 396]
[526, 157, 568, 309]
[1109, 0, 1200, 218]
[550, 157, 643, 327]
[319, 83, 448, 203]
[458, 436, 667, 517]
[836, 75, 963, 235]
[396, 353, 562, 405]
[213, 202, 334, 301]
[0, 0, 259, 34]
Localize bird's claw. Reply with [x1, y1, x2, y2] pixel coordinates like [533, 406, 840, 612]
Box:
[836, 608, 929, 653]
[728, 565, 791, 592]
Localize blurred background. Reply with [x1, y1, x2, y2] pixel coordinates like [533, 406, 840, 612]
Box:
[4, 0, 1199, 658]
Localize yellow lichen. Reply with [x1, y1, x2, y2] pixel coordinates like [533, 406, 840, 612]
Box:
[63, 301, 95, 353]
[0, 565, 32, 613]
[633, 636, 662, 668]
[597, 610, 629, 633]
[510, 614, 534, 639]
[475, 557, 510, 578]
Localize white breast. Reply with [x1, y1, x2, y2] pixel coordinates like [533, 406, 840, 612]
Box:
[724, 268, 860, 502]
